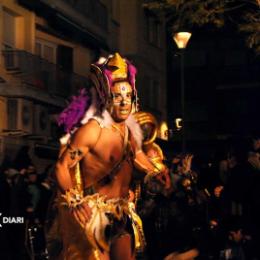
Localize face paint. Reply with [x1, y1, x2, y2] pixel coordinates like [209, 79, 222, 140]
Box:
[111, 82, 132, 105]
[110, 81, 133, 122]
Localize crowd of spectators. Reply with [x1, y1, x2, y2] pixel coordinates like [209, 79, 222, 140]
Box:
[0, 146, 54, 260]
[139, 136, 260, 260]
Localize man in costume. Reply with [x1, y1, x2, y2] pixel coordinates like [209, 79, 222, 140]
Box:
[54, 53, 167, 260]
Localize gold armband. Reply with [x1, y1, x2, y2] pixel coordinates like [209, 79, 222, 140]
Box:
[61, 188, 84, 208]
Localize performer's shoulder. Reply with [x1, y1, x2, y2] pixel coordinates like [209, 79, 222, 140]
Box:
[78, 118, 102, 133]
[71, 119, 102, 148]
[71, 119, 100, 140]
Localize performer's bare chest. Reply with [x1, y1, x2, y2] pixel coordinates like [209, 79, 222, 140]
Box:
[81, 127, 133, 188]
[83, 128, 131, 170]
[95, 128, 127, 162]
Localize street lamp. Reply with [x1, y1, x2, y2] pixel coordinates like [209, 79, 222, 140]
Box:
[173, 31, 191, 152]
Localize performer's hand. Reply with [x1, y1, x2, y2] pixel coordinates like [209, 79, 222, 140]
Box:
[163, 168, 171, 190]
[155, 168, 171, 189]
[155, 172, 164, 184]
[72, 202, 92, 227]
[128, 189, 135, 203]
[182, 154, 193, 174]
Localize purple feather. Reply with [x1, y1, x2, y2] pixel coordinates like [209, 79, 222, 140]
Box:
[104, 68, 113, 88]
[57, 88, 90, 133]
[127, 61, 137, 91]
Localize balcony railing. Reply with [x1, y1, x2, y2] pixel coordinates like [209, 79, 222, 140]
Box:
[2, 49, 89, 97]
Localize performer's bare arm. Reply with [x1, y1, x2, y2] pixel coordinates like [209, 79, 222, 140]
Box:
[134, 148, 169, 185]
[134, 149, 156, 173]
[55, 120, 101, 225]
[56, 119, 101, 191]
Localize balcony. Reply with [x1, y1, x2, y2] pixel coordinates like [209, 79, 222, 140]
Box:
[18, 0, 108, 50]
[2, 49, 89, 98]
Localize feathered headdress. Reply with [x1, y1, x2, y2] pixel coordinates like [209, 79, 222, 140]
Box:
[57, 88, 90, 133]
[57, 53, 141, 144]
[90, 52, 138, 112]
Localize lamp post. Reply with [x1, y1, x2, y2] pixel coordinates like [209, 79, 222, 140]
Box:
[173, 32, 192, 152]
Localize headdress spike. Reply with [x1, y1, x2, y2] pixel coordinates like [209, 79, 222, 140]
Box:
[107, 52, 127, 81]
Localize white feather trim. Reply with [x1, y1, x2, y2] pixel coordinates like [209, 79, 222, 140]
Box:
[60, 88, 143, 148]
[59, 133, 71, 145]
[126, 114, 143, 149]
[100, 110, 114, 127]
[94, 112, 143, 148]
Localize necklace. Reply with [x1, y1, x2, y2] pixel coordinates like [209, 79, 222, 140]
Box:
[111, 123, 125, 140]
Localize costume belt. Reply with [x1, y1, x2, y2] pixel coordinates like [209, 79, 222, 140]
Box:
[62, 193, 145, 253]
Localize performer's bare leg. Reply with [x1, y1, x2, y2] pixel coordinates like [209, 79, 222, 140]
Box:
[110, 234, 135, 260]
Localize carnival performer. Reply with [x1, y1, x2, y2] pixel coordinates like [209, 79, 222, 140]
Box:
[52, 53, 167, 260]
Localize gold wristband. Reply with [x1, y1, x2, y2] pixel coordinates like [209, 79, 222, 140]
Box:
[61, 188, 84, 208]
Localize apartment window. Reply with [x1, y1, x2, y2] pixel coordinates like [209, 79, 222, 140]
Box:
[97, 1, 108, 30]
[112, 0, 120, 23]
[71, 0, 108, 30]
[145, 14, 161, 47]
[3, 9, 16, 49]
[35, 42, 41, 56]
[35, 40, 56, 63]
[224, 50, 247, 66]
[44, 45, 55, 63]
[146, 77, 160, 109]
[151, 79, 160, 109]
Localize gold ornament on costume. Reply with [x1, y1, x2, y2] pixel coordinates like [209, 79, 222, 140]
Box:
[133, 111, 158, 145]
[149, 143, 166, 173]
[134, 111, 168, 183]
[74, 162, 84, 192]
[107, 53, 128, 81]
[61, 187, 84, 208]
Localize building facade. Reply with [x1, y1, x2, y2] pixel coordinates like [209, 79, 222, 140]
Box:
[0, 0, 108, 168]
[0, 0, 168, 168]
[119, 1, 167, 120]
